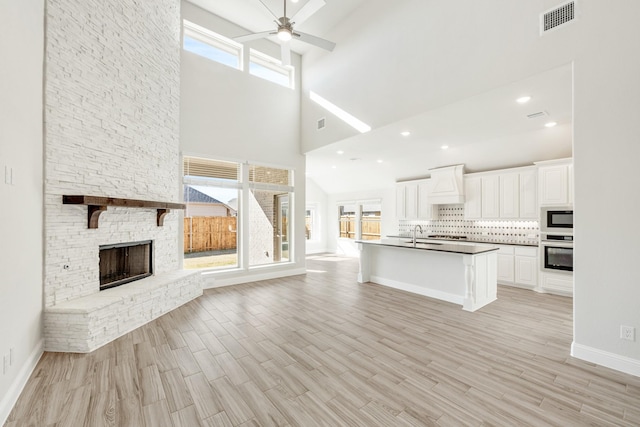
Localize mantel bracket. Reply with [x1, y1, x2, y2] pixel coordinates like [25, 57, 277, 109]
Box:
[63, 195, 185, 230]
[88, 205, 107, 229]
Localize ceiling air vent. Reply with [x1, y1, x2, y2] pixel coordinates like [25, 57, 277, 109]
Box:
[317, 117, 326, 131]
[527, 111, 548, 119]
[541, 1, 576, 34]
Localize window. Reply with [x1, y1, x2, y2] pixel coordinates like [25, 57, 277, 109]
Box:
[183, 156, 296, 271]
[360, 203, 381, 241]
[338, 204, 357, 239]
[249, 165, 294, 266]
[305, 207, 317, 241]
[183, 157, 240, 270]
[183, 20, 243, 70]
[338, 200, 382, 240]
[249, 49, 294, 89]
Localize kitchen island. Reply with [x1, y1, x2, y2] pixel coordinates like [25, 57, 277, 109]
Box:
[357, 238, 499, 312]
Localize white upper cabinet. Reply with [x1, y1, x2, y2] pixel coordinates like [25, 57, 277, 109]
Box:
[481, 175, 500, 219]
[536, 158, 573, 206]
[405, 182, 419, 219]
[519, 169, 538, 219]
[464, 177, 482, 220]
[464, 166, 537, 220]
[396, 180, 436, 220]
[499, 173, 519, 218]
[417, 179, 438, 220]
[396, 182, 406, 219]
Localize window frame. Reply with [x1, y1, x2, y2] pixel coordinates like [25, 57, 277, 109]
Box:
[183, 20, 244, 70]
[249, 48, 295, 89]
[337, 199, 382, 241]
[183, 155, 297, 272]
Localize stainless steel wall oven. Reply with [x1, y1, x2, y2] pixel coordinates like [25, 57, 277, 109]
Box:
[541, 234, 573, 273]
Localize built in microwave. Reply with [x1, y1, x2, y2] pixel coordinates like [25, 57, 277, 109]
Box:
[541, 206, 573, 234]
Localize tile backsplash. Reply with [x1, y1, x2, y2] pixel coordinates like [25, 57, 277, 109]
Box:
[398, 205, 539, 245]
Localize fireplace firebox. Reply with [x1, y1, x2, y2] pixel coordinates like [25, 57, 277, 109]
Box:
[99, 240, 153, 291]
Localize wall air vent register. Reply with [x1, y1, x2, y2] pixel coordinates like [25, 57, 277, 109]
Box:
[541, 1, 576, 34]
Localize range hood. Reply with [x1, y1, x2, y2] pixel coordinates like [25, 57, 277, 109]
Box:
[428, 164, 465, 204]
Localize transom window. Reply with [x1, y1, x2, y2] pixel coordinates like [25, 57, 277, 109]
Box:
[183, 20, 243, 70]
[249, 49, 294, 89]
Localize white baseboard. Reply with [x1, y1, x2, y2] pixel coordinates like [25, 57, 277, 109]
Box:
[369, 275, 464, 306]
[202, 267, 307, 289]
[0, 339, 44, 426]
[571, 342, 640, 377]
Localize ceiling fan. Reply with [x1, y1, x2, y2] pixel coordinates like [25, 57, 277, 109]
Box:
[234, 0, 336, 66]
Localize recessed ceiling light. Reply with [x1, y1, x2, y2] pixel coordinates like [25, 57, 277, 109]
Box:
[331, 165, 337, 169]
[441, 145, 449, 150]
[516, 96, 532, 104]
[401, 131, 411, 137]
[336, 150, 344, 154]
[377, 159, 383, 163]
[545, 121, 557, 128]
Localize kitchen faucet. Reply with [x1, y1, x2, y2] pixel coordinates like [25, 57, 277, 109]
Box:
[412, 224, 423, 247]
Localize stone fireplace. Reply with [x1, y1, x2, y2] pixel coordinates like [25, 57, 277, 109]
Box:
[42, 0, 202, 353]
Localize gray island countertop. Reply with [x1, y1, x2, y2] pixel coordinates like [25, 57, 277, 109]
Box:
[356, 238, 499, 255]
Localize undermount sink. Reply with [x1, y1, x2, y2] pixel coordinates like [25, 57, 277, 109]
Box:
[403, 240, 442, 246]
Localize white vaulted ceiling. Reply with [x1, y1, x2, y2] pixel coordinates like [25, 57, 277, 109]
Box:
[305, 64, 573, 193]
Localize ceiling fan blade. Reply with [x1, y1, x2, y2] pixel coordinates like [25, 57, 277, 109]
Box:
[291, 0, 326, 25]
[256, 0, 280, 20]
[234, 31, 274, 43]
[294, 31, 336, 51]
[281, 41, 291, 66]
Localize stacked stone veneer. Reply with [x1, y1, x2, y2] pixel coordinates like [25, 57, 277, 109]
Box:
[43, 0, 201, 352]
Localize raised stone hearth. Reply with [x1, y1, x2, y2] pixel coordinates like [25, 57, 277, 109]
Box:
[45, 270, 201, 353]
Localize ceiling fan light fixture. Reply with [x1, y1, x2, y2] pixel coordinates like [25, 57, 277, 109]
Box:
[277, 27, 292, 41]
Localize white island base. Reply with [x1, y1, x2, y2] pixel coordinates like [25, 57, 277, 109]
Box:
[357, 241, 498, 312]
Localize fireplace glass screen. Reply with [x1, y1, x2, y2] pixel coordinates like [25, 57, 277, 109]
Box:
[99, 240, 153, 291]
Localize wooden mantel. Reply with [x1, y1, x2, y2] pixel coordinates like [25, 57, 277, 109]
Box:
[63, 195, 186, 229]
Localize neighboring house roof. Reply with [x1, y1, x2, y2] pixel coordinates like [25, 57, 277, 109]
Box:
[184, 186, 223, 204]
[184, 186, 238, 215]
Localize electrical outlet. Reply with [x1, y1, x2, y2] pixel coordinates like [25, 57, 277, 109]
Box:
[620, 325, 635, 341]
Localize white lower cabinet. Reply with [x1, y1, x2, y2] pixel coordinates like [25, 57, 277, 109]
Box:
[496, 246, 515, 283]
[540, 272, 573, 296]
[496, 245, 538, 290]
[514, 246, 538, 288]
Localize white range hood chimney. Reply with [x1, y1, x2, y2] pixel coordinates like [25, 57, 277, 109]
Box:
[427, 164, 465, 204]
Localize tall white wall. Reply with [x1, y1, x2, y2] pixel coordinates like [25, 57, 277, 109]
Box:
[305, 177, 329, 254]
[0, 0, 45, 422]
[181, 2, 307, 283]
[572, 1, 640, 372]
[302, 0, 640, 375]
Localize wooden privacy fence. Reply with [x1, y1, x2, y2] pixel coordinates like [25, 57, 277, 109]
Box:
[339, 215, 381, 240]
[184, 217, 237, 253]
[361, 217, 381, 240]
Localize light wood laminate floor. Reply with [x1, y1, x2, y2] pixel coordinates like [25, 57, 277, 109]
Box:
[5, 255, 640, 426]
